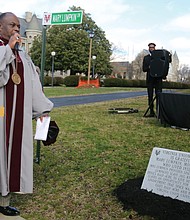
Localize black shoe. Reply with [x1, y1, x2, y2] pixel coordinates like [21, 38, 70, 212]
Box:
[0, 206, 20, 216]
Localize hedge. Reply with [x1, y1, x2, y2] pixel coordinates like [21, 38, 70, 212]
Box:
[43, 76, 64, 86]
[43, 75, 190, 89]
[103, 78, 190, 89]
[63, 75, 80, 87]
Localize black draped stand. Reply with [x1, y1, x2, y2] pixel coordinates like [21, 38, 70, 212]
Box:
[158, 92, 190, 129]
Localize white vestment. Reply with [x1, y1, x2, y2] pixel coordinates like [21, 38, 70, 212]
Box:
[0, 44, 53, 196]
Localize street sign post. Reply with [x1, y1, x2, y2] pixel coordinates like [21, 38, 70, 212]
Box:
[37, 11, 83, 164]
[43, 11, 83, 25]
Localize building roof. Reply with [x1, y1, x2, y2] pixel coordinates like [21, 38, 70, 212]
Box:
[173, 51, 179, 62]
[27, 14, 42, 31]
[19, 17, 28, 37]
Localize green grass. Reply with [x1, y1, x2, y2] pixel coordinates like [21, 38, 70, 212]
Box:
[43, 86, 146, 97]
[12, 88, 190, 219]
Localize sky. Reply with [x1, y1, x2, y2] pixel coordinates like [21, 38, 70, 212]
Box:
[1, 0, 190, 65]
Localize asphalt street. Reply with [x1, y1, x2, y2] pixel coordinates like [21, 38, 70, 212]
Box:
[49, 90, 147, 107]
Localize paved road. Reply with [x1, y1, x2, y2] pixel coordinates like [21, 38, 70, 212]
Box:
[0, 213, 25, 219]
[49, 91, 147, 107]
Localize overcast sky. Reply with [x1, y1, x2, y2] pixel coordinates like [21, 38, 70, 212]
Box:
[1, 0, 190, 65]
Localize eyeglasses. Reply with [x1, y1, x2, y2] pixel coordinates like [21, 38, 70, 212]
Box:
[149, 47, 155, 49]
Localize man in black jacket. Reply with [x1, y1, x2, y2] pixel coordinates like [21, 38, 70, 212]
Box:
[143, 43, 163, 117]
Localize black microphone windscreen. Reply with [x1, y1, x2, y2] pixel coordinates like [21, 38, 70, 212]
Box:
[14, 42, 19, 50]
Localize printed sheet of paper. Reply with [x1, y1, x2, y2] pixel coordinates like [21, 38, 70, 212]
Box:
[34, 116, 50, 141]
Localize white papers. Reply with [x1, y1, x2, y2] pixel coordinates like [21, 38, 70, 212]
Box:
[34, 116, 50, 141]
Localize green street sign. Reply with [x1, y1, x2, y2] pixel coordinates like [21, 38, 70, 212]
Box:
[43, 11, 83, 25]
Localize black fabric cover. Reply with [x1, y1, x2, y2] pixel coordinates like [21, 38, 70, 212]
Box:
[150, 49, 171, 78]
[42, 120, 59, 146]
[158, 92, 190, 129]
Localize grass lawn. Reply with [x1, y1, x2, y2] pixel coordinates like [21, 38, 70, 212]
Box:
[12, 88, 190, 219]
[43, 86, 146, 97]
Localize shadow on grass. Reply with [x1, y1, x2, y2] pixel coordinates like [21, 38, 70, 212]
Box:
[113, 176, 190, 220]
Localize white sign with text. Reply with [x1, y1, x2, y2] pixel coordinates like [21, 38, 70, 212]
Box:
[141, 147, 190, 203]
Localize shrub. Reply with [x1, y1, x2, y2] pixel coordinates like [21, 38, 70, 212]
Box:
[103, 78, 190, 89]
[63, 75, 80, 87]
[44, 76, 52, 86]
[103, 78, 123, 87]
[125, 79, 134, 87]
[53, 77, 64, 86]
[80, 76, 88, 81]
[43, 76, 64, 86]
[139, 80, 147, 87]
[132, 80, 141, 87]
[103, 78, 147, 87]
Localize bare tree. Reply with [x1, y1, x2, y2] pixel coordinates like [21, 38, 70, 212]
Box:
[132, 49, 148, 79]
[110, 43, 128, 61]
[178, 64, 190, 82]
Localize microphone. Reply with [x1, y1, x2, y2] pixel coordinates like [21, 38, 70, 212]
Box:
[14, 42, 19, 50]
[14, 36, 20, 50]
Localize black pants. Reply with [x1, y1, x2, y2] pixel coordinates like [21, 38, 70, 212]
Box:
[147, 77, 162, 113]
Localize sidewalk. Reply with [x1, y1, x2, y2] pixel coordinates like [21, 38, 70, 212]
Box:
[0, 214, 25, 220]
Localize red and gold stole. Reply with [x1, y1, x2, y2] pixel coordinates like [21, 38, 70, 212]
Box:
[0, 37, 25, 191]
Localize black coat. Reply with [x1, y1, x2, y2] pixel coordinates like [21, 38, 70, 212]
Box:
[142, 54, 152, 82]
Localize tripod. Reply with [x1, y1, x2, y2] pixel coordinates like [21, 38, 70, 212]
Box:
[143, 95, 157, 117]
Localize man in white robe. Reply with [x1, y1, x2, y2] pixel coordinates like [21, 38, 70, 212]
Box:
[0, 12, 53, 216]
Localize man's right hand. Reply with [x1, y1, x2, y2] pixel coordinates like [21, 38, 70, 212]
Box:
[8, 33, 21, 49]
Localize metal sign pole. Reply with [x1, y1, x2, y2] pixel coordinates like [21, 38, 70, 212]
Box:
[35, 11, 83, 164]
[40, 25, 47, 87]
[35, 25, 47, 164]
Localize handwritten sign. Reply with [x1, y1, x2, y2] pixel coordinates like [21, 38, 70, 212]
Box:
[141, 147, 190, 203]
